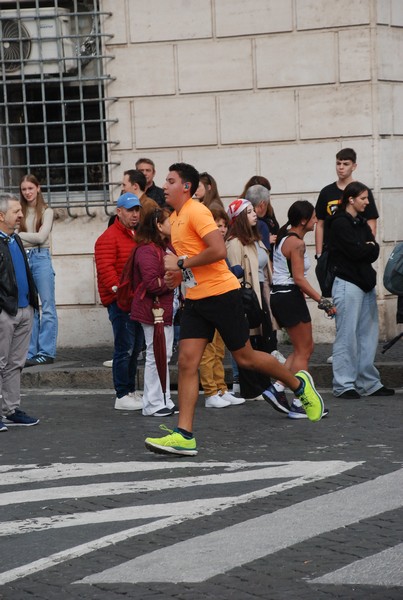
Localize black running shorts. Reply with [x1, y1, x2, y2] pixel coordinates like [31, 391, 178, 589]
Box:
[179, 289, 250, 352]
[270, 285, 311, 328]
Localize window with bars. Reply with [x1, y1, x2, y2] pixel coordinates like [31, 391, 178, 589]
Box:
[0, 0, 118, 215]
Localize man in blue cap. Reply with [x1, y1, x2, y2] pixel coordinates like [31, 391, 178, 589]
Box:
[94, 193, 144, 410]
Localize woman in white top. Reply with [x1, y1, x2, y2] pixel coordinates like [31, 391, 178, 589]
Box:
[267, 200, 335, 418]
[18, 175, 58, 366]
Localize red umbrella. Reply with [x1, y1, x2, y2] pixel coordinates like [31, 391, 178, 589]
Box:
[151, 297, 167, 405]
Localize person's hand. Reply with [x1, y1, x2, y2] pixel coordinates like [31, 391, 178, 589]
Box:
[318, 296, 336, 317]
[270, 234, 277, 245]
[164, 270, 183, 289]
[164, 254, 180, 272]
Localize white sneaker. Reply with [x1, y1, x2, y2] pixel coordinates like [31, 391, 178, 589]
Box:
[103, 359, 113, 367]
[205, 393, 231, 408]
[231, 382, 240, 395]
[326, 355, 333, 364]
[114, 394, 142, 411]
[220, 391, 245, 405]
[129, 390, 143, 402]
[271, 350, 286, 364]
[247, 394, 264, 401]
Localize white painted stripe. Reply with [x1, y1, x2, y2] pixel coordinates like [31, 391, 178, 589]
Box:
[0, 462, 358, 505]
[311, 543, 403, 586]
[1, 497, 234, 536]
[0, 461, 357, 584]
[0, 460, 281, 485]
[78, 468, 403, 584]
[21, 389, 116, 396]
[22, 389, 179, 396]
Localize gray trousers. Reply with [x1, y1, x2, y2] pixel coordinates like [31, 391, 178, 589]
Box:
[0, 306, 33, 416]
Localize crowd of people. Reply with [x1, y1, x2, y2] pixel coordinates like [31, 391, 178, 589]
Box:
[0, 149, 397, 445]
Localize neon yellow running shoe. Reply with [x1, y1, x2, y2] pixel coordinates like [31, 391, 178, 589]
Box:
[295, 370, 324, 422]
[145, 425, 198, 456]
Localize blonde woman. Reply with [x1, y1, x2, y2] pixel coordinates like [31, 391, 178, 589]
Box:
[19, 175, 57, 366]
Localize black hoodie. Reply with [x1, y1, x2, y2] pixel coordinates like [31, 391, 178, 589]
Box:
[328, 211, 379, 292]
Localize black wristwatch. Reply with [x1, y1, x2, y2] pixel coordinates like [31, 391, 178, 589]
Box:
[177, 258, 186, 270]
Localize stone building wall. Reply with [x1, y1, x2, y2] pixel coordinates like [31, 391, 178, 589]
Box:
[54, 0, 403, 346]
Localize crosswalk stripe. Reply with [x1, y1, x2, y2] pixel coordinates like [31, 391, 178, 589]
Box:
[0, 460, 356, 584]
[78, 468, 403, 584]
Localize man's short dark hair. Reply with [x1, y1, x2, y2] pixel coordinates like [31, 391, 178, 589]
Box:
[135, 157, 155, 170]
[124, 169, 147, 191]
[169, 162, 199, 197]
[336, 148, 357, 163]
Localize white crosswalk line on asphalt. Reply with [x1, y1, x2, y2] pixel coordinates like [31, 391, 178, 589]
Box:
[78, 468, 403, 584]
[311, 543, 403, 586]
[0, 460, 358, 584]
[0, 461, 358, 505]
[0, 460, 282, 485]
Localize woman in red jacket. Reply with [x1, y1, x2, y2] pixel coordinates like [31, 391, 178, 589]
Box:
[130, 208, 178, 417]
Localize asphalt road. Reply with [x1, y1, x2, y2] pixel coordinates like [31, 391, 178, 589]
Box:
[0, 387, 402, 600]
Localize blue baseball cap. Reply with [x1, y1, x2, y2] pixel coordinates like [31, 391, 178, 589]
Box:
[116, 193, 141, 209]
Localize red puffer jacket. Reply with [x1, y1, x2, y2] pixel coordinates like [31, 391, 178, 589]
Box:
[94, 218, 137, 306]
[130, 243, 174, 325]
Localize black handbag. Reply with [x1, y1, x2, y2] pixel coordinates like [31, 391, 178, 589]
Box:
[315, 249, 336, 298]
[240, 280, 263, 328]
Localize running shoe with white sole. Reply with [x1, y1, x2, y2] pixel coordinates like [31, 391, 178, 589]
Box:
[294, 370, 324, 422]
[145, 425, 198, 456]
[219, 391, 245, 405]
[288, 400, 329, 419]
[262, 384, 290, 414]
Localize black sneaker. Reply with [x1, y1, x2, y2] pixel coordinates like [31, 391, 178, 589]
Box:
[25, 354, 54, 367]
[4, 409, 39, 427]
[337, 389, 360, 399]
[262, 384, 290, 414]
[0, 420, 8, 432]
[152, 407, 175, 417]
[368, 386, 395, 397]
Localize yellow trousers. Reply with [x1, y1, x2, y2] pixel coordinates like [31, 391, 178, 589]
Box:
[199, 330, 227, 397]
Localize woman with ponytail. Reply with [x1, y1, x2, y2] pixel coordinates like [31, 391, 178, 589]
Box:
[265, 200, 335, 419]
[19, 175, 58, 366]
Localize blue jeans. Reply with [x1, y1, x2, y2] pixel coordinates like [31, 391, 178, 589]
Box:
[332, 277, 382, 396]
[26, 248, 58, 359]
[107, 301, 144, 398]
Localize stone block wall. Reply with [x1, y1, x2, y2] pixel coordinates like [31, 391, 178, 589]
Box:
[53, 0, 403, 346]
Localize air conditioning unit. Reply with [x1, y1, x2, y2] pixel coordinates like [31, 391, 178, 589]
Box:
[0, 7, 76, 76]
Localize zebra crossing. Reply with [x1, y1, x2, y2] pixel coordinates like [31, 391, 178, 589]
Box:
[1, 459, 401, 593]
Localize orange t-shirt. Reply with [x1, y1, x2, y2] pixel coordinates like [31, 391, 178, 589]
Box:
[170, 199, 239, 300]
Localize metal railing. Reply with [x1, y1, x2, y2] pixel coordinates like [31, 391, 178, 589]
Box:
[0, 0, 119, 217]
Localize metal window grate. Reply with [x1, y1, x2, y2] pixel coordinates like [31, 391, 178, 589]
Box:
[0, 0, 119, 216]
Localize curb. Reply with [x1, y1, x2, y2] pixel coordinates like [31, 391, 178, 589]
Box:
[21, 362, 403, 390]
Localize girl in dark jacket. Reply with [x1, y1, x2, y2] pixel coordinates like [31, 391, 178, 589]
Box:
[130, 208, 178, 416]
[329, 181, 394, 399]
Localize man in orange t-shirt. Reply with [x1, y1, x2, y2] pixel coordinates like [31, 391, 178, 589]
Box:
[145, 163, 325, 457]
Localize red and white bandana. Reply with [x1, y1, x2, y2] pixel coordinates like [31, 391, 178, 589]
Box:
[227, 199, 252, 225]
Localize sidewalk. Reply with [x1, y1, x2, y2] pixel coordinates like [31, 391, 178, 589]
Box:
[21, 340, 403, 390]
